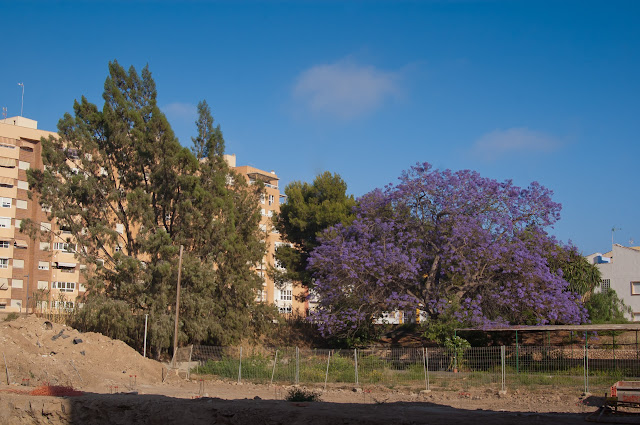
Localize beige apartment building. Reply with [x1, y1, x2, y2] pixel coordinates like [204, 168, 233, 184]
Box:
[0, 117, 305, 317]
[226, 154, 308, 316]
[0, 116, 84, 314]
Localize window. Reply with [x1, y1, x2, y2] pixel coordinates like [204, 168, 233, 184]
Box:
[18, 161, 29, 170]
[66, 149, 79, 159]
[0, 182, 13, 188]
[52, 281, 75, 292]
[0, 143, 15, 149]
[266, 210, 273, 218]
[13, 259, 23, 268]
[280, 290, 292, 301]
[39, 242, 50, 251]
[40, 222, 51, 232]
[14, 219, 21, 229]
[11, 279, 23, 289]
[37, 281, 48, 290]
[38, 261, 49, 270]
[0, 217, 10, 228]
[0, 241, 9, 248]
[17, 180, 28, 190]
[19, 146, 33, 152]
[269, 195, 274, 206]
[634, 313, 640, 322]
[115, 223, 124, 234]
[52, 300, 74, 310]
[0, 303, 5, 309]
[278, 305, 292, 314]
[601, 279, 611, 292]
[261, 209, 266, 216]
[259, 224, 267, 232]
[15, 200, 27, 209]
[260, 194, 266, 204]
[0, 197, 11, 208]
[60, 226, 72, 234]
[53, 242, 75, 252]
[632, 282, 640, 296]
[0, 258, 8, 269]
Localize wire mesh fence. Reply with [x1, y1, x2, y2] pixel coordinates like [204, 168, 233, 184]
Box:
[179, 344, 640, 394]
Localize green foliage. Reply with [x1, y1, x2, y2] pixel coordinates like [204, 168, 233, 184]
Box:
[423, 302, 463, 345]
[285, 387, 321, 402]
[545, 244, 601, 297]
[273, 172, 355, 286]
[584, 289, 631, 324]
[4, 312, 19, 322]
[26, 61, 277, 356]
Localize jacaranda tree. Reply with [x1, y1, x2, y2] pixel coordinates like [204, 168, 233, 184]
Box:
[309, 163, 587, 338]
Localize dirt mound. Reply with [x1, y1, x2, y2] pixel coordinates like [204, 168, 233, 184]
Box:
[0, 316, 166, 392]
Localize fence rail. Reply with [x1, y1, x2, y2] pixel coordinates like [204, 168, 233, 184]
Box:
[176, 345, 640, 394]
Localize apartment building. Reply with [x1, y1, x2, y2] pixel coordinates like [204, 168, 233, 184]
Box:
[0, 116, 84, 314]
[226, 154, 308, 316]
[586, 244, 640, 321]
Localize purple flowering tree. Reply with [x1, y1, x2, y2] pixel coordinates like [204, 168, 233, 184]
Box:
[309, 163, 587, 337]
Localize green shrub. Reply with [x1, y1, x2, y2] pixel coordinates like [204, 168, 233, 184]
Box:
[4, 312, 19, 322]
[285, 387, 320, 402]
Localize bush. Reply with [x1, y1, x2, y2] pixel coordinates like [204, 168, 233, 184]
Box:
[285, 387, 320, 402]
[4, 312, 19, 322]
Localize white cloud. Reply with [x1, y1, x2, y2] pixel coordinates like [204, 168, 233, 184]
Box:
[293, 59, 401, 120]
[162, 102, 198, 122]
[471, 127, 561, 161]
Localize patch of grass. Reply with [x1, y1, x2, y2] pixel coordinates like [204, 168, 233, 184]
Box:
[4, 312, 19, 322]
[285, 387, 321, 402]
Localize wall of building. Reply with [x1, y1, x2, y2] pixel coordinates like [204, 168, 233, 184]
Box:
[0, 118, 84, 313]
[232, 162, 308, 316]
[589, 244, 640, 321]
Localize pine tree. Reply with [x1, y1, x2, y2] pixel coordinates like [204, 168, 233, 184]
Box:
[26, 61, 276, 356]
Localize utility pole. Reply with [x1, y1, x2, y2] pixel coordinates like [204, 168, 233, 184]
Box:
[172, 245, 184, 367]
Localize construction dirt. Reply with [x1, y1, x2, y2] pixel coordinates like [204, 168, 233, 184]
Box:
[0, 316, 626, 424]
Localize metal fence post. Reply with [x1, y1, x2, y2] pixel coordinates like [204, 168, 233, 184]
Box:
[354, 349, 359, 386]
[423, 347, 430, 391]
[187, 345, 193, 380]
[515, 330, 519, 374]
[295, 347, 300, 385]
[270, 350, 278, 385]
[238, 346, 242, 384]
[586, 344, 589, 394]
[501, 345, 506, 393]
[324, 350, 332, 392]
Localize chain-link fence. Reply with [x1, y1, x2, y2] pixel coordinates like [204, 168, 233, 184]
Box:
[172, 344, 640, 393]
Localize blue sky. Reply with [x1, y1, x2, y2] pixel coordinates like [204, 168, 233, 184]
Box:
[1, 0, 638, 254]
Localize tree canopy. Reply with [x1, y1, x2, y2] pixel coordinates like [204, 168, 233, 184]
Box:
[26, 61, 275, 355]
[273, 171, 355, 287]
[309, 163, 589, 338]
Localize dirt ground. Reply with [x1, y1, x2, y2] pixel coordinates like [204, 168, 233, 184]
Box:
[0, 316, 634, 424]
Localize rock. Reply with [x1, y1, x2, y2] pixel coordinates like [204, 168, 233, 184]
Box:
[352, 388, 362, 393]
[51, 330, 64, 341]
[73, 338, 83, 344]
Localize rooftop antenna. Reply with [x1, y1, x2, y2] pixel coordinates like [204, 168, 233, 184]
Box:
[18, 82, 24, 116]
[612, 226, 622, 247]
[1, 107, 6, 119]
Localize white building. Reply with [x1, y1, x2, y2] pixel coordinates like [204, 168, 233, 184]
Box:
[586, 244, 640, 321]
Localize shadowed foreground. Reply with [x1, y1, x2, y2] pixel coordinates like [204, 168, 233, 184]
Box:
[1, 392, 592, 425]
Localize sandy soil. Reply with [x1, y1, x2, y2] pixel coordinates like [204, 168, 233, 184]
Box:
[0, 316, 632, 424]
